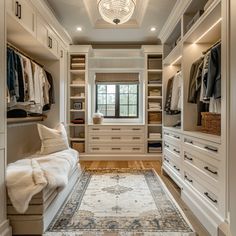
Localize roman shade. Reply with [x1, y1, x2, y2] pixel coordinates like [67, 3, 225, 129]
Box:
[95, 73, 139, 84]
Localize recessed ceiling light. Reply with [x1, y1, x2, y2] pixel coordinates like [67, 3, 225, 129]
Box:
[150, 27, 156, 32]
[76, 27, 82, 32]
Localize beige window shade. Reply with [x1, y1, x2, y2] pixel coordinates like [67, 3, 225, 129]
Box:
[95, 73, 139, 83]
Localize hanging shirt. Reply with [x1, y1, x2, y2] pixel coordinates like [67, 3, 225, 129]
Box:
[170, 71, 182, 111]
[32, 62, 46, 108]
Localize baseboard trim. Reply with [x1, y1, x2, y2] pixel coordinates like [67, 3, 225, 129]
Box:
[0, 220, 12, 236]
[79, 154, 162, 161]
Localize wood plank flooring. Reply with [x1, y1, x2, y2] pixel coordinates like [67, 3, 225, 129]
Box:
[80, 160, 210, 236]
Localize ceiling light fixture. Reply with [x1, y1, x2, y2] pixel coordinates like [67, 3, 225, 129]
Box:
[76, 27, 82, 31]
[150, 27, 156, 32]
[97, 0, 136, 25]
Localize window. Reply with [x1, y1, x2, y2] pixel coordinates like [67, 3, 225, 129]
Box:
[96, 84, 139, 118]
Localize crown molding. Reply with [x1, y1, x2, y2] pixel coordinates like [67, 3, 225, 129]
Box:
[158, 0, 191, 43]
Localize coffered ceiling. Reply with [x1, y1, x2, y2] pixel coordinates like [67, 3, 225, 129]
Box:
[44, 0, 177, 45]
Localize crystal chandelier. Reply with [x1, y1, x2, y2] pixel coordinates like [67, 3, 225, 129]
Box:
[97, 0, 136, 25]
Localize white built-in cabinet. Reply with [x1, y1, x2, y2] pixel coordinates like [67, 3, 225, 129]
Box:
[6, 0, 36, 36]
[160, 0, 227, 235]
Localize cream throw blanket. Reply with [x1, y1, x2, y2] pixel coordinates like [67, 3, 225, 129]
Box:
[6, 148, 78, 214]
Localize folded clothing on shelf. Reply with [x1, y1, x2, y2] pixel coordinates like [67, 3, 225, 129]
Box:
[149, 133, 162, 139]
[148, 142, 162, 153]
[71, 118, 85, 124]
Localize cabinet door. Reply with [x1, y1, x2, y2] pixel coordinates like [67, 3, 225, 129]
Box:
[47, 28, 59, 57]
[18, 0, 36, 36]
[7, 0, 36, 36]
[36, 16, 48, 48]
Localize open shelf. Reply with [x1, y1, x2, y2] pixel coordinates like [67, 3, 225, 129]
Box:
[183, 0, 221, 44]
[163, 42, 182, 66]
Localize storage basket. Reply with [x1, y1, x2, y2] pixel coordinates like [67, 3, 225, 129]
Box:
[148, 112, 162, 124]
[201, 112, 221, 136]
[93, 116, 103, 124]
[72, 142, 85, 153]
[148, 58, 162, 70]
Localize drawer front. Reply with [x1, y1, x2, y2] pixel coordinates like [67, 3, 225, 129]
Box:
[164, 140, 181, 157]
[183, 147, 220, 182]
[164, 148, 181, 165]
[88, 126, 144, 134]
[163, 129, 181, 144]
[163, 154, 181, 176]
[183, 135, 221, 160]
[89, 134, 144, 144]
[184, 168, 219, 208]
[88, 145, 145, 154]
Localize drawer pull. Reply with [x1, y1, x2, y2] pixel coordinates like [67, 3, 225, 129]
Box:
[174, 135, 180, 139]
[164, 158, 169, 163]
[165, 144, 170, 148]
[92, 128, 100, 131]
[132, 128, 141, 131]
[204, 146, 218, 153]
[92, 137, 100, 140]
[185, 175, 193, 183]
[185, 139, 193, 144]
[173, 165, 180, 172]
[111, 137, 121, 140]
[133, 148, 140, 150]
[112, 147, 121, 150]
[184, 154, 193, 161]
[204, 166, 218, 175]
[132, 137, 140, 140]
[92, 148, 100, 150]
[164, 132, 170, 136]
[204, 192, 218, 203]
[112, 128, 121, 131]
[173, 149, 180, 154]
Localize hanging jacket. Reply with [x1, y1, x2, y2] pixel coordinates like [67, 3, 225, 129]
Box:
[205, 43, 221, 99]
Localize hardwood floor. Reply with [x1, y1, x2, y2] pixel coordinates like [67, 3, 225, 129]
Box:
[80, 160, 210, 236]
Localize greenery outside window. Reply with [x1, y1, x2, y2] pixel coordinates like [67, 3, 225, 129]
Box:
[96, 84, 139, 118]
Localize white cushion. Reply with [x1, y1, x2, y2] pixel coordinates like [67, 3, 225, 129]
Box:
[37, 123, 69, 155]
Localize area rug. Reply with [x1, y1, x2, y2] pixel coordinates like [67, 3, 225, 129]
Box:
[45, 169, 195, 236]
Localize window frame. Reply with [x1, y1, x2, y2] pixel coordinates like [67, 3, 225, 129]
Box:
[95, 83, 139, 119]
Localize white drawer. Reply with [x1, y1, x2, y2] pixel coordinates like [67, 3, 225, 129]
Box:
[163, 154, 181, 176]
[183, 135, 221, 160]
[88, 125, 144, 134]
[164, 140, 181, 157]
[88, 145, 145, 154]
[184, 168, 219, 208]
[163, 147, 181, 165]
[88, 134, 144, 144]
[183, 147, 220, 182]
[163, 130, 181, 144]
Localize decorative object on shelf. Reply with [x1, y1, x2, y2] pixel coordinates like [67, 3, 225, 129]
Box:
[72, 142, 85, 153]
[73, 102, 82, 110]
[201, 112, 221, 136]
[93, 112, 104, 124]
[97, 0, 136, 25]
[71, 118, 85, 124]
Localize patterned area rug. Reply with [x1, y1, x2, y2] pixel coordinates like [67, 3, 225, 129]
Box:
[45, 169, 195, 236]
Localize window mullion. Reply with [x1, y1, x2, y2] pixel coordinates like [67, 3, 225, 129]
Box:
[115, 85, 119, 118]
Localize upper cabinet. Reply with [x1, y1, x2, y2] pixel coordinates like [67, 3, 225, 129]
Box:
[6, 0, 36, 36]
[36, 15, 59, 58]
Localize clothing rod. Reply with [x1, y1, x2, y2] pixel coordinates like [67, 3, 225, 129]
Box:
[203, 39, 221, 55]
[7, 42, 44, 68]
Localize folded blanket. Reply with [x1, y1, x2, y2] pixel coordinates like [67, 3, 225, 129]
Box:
[6, 148, 78, 214]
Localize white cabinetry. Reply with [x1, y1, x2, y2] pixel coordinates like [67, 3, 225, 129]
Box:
[6, 0, 36, 36]
[88, 125, 145, 154]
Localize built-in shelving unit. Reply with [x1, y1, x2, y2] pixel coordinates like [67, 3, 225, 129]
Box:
[161, 0, 226, 235]
[68, 53, 87, 154]
[144, 52, 163, 156]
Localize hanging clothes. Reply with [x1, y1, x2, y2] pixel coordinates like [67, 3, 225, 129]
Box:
[43, 71, 55, 111]
[170, 71, 182, 111]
